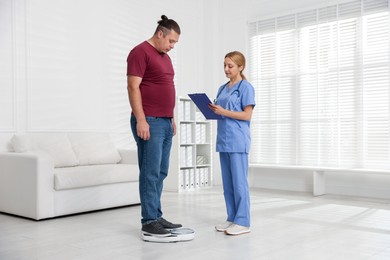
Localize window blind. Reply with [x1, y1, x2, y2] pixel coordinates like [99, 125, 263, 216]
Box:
[248, 0, 390, 170]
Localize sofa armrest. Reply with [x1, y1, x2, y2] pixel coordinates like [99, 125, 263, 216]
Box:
[0, 151, 55, 220]
[118, 149, 138, 165]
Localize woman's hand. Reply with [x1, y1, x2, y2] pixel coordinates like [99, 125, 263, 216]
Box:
[208, 103, 225, 116]
[209, 103, 254, 121]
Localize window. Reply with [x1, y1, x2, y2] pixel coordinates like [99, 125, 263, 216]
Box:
[248, 0, 390, 169]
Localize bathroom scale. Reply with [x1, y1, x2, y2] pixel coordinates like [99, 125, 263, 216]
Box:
[142, 227, 195, 243]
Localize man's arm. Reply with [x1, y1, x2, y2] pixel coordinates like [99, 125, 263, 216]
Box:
[127, 75, 150, 140]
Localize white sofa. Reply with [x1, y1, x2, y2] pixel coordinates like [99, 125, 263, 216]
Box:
[0, 133, 140, 220]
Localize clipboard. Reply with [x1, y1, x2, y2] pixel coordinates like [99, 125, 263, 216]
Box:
[188, 93, 222, 120]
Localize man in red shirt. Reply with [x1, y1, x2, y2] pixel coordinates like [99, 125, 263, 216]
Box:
[127, 15, 181, 237]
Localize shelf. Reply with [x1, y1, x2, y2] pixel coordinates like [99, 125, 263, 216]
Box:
[165, 96, 213, 192]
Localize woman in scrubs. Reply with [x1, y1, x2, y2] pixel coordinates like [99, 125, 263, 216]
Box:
[209, 51, 255, 236]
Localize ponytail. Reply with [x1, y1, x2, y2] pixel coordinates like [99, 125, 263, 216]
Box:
[225, 51, 247, 80]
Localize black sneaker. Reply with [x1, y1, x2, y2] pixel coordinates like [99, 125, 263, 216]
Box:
[158, 217, 182, 229]
[142, 221, 171, 237]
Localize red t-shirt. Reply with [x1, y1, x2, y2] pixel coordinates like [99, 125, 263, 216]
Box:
[127, 41, 176, 117]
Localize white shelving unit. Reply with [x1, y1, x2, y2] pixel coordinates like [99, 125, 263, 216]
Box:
[165, 96, 213, 192]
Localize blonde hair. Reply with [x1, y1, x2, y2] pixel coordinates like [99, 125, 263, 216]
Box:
[225, 51, 247, 80]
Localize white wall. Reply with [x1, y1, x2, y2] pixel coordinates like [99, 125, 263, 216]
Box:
[246, 0, 352, 21]
[2, 0, 390, 199]
[0, 0, 219, 151]
[0, 0, 231, 188]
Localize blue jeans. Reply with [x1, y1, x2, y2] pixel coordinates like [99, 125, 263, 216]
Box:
[131, 116, 173, 225]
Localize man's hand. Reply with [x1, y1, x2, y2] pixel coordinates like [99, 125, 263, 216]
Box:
[172, 120, 176, 136]
[136, 120, 150, 140]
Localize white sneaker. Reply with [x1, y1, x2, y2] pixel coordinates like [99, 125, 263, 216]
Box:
[224, 224, 250, 235]
[215, 221, 233, 232]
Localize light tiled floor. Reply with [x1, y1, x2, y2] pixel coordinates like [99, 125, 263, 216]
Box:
[1, 187, 390, 260]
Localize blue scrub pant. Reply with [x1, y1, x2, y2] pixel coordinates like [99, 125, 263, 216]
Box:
[220, 152, 250, 227]
[131, 116, 173, 225]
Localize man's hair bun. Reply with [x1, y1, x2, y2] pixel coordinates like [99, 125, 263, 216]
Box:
[155, 15, 181, 35]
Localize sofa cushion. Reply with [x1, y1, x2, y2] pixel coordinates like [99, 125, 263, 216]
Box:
[67, 133, 121, 165]
[10, 133, 79, 168]
[54, 164, 139, 190]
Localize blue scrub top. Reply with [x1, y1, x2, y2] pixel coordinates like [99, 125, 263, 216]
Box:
[214, 80, 256, 153]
